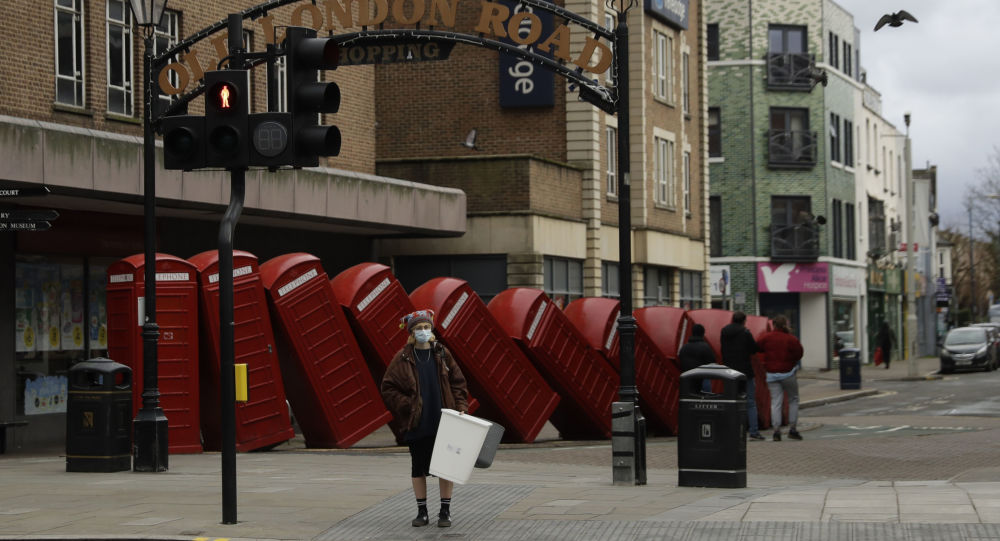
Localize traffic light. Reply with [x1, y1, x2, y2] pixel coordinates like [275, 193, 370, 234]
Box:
[161, 115, 205, 171]
[285, 26, 341, 168]
[248, 112, 293, 168]
[204, 70, 249, 169]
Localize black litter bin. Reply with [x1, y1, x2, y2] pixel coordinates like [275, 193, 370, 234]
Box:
[66, 358, 132, 472]
[839, 348, 861, 390]
[678, 364, 747, 488]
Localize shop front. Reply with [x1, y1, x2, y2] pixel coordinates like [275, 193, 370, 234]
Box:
[884, 269, 902, 363]
[831, 265, 865, 367]
[757, 262, 829, 369]
[867, 267, 887, 364]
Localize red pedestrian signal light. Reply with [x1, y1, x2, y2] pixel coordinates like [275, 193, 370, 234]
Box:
[209, 80, 239, 113]
[204, 70, 249, 169]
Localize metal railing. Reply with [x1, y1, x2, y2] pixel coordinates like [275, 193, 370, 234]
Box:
[770, 222, 820, 261]
[767, 129, 818, 167]
[766, 52, 815, 90]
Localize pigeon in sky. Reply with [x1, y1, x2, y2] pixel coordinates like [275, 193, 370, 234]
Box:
[874, 10, 918, 31]
[461, 128, 479, 150]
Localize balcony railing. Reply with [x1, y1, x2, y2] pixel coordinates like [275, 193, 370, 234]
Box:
[767, 129, 818, 168]
[770, 222, 820, 261]
[766, 52, 816, 90]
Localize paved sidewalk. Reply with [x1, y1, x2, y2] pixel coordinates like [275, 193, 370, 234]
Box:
[5, 356, 987, 541]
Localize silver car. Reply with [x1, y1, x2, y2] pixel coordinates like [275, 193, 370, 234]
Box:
[940, 327, 998, 373]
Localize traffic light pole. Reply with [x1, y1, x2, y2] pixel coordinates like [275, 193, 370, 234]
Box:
[220, 13, 243, 525]
[133, 31, 169, 474]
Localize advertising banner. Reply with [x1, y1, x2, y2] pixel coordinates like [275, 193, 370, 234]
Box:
[498, 0, 555, 108]
[709, 265, 731, 296]
[757, 262, 829, 293]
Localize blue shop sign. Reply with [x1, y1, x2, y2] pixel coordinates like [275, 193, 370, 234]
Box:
[645, 0, 689, 29]
[498, 0, 555, 108]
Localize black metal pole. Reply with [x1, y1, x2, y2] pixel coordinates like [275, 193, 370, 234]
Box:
[133, 32, 169, 473]
[221, 13, 244, 525]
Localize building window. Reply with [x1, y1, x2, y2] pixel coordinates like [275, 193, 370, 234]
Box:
[643, 266, 672, 307]
[605, 12, 617, 87]
[683, 151, 691, 216]
[543, 256, 583, 309]
[843, 119, 854, 167]
[832, 199, 843, 258]
[678, 270, 703, 309]
[653, 30, 673, 101]
[606, 126, 617, 197]
[845, 202, 856, 259]
[830, 112, 841, 163]
[601, 261, 619, 299]
[710, 196, 722, 257]
[106, 0, 133, 116]
[843, 42, 852, 76]
[55, 0, 86, 107]
[708, 107, 721, 157]
[681, 51, 690, 114]
[769, 107, 815, 166]
[272, 56, 288, 112]
[153, 10, 180, 115]
[768, 25, 806, 54]
[707, 23, 719, 60]
[868, 197, 886, 255]
[828, 32, 839, 70]
[654, 135, 675, 208]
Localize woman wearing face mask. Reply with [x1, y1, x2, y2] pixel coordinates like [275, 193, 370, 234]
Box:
[380, 309, 469, 529]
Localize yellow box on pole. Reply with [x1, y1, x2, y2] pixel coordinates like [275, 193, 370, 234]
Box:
[235, 363, 248, 403]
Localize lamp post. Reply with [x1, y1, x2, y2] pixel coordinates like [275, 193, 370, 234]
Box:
[903, 112, 918, 378]
[128, 0, 169, 473]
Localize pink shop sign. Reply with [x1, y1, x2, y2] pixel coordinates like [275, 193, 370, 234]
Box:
[757, 262, 829, 293]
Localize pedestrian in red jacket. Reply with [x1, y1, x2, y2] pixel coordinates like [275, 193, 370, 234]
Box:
[757, 315, 804, 441]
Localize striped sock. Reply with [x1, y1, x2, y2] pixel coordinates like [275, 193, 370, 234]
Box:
[416, 498, 427, 516]
[440, 497, 451, 515]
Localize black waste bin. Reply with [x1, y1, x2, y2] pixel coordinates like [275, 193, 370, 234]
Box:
[839, 348, 861, 390]
[66, 358, 132, 472]
[678, 364, 747, 488]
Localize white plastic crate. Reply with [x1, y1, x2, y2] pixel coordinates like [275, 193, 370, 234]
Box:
[429, 409, 492, 484]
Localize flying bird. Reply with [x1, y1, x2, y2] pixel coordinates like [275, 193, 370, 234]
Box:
[461, 128, 479, 150]
[874, 10, 918, 31]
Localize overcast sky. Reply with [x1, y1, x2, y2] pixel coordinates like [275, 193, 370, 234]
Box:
[832, 0, 1000, 229]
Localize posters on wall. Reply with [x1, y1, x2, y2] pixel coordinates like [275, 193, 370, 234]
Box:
[37, 264, 61, 352]
[61, 264, 84, 351]
[24, 375, 68, 415]
[15, 264, 37, 353]
[89, 265, 108, 351]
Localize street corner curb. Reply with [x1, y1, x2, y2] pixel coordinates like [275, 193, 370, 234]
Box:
[800, 389, 878, 409]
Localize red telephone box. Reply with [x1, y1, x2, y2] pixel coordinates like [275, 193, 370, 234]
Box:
[260, 253, 390, 448]
[488, 288, 617, 439]
[189, 250, 294, 452]
[329, 262, 413, 383]
[634, 306, 687, 366]
[106, 253, 202, 454]
[565, 298, 679, 434]
[408, 278, 559, 443]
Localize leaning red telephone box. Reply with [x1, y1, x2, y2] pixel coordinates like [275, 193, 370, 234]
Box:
[634, 306, 687, 366]
[565, 298, 679, 434]
[189, 250, 294, 452]
[408, 278, 559, 443]
[488, 288, 617, 439]
[683, 309, 735, 359]
[329, 262, 414, 383]
[260, 253, 390, 448]
[106, 253, 202, 454]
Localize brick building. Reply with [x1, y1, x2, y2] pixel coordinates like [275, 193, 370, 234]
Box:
[1, 0, 708, 452]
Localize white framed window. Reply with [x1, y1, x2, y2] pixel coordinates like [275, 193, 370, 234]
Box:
[653, 30, 673, 101]
[604, 12, 617, 87]
[272, 56, 288, 112]
[55, 0, 86, 107]
[153, 10, 180, 113]
[654, 133, 676, 208]
[681, 50, 690, 114]
[683, 150, 691, 216]
[106, 0, 133, 116]
[606, 125, 617, 197]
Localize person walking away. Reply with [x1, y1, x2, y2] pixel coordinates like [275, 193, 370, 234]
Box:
[720, 311, 764, 441]
[381, 309, 470, 528]
[678, 324, 717, 392]
[757, 315, 804, 441]
[876, 321, 897, 369]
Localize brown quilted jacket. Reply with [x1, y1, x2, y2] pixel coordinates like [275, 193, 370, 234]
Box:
[380, 341, 469, 436]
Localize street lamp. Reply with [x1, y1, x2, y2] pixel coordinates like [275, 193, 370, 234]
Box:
[903, 112, 917, 377]
[128, 0, 169, 473]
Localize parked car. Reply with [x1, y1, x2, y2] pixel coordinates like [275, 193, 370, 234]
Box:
[940, 326, 998, 373]
[971, 323, 1000, 360]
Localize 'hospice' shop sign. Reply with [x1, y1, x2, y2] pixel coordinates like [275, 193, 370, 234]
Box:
[498, 0, 555, 108]
[645, 0, 689, 30]
[757, 262, 829, 293]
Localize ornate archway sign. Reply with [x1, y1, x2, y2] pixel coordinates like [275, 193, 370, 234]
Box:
[154, 0, 617, 119]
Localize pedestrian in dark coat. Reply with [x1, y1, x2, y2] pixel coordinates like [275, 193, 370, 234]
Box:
[381, 309, 469, 529]
[720, 311, 764, 440]
[679, 324, 717, 373]
[876, 321, 896, 369]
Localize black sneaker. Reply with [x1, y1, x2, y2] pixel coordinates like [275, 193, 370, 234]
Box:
[749, 433, 765, 441]
[437, 511, 452, 528]
[773, 431, 781, 441]
[412, 512, 429, 527]
[788, 430, 803, 440]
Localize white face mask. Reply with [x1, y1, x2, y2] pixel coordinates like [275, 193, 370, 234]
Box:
[414, 329, 433, 344]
